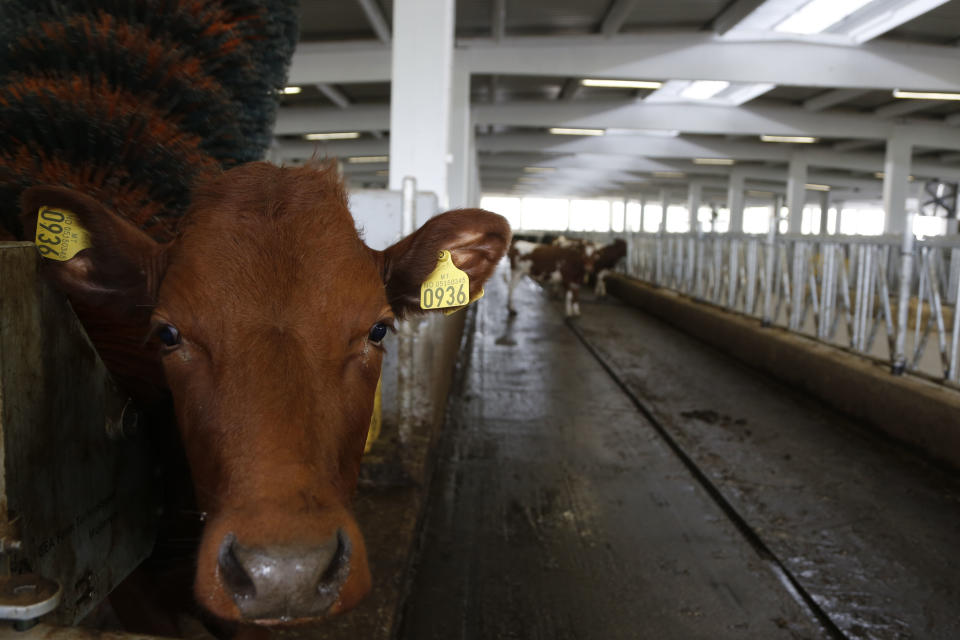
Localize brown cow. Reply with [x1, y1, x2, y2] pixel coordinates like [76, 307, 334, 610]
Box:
[508, 239, 587, 317]
[20, 162, 510, 625]
[592, 238, 627, 297]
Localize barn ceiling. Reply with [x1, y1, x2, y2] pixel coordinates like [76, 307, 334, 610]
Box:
[275, 0, 960, 202]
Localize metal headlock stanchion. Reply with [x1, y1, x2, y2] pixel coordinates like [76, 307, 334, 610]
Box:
[397, 176, 417, 445]
[892, 215, 914, 375]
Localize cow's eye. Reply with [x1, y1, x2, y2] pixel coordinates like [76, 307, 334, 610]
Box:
[157, 324, 181, 349]
[368, 322, 389, 344]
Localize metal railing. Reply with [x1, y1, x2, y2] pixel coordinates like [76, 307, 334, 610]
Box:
[621, 226, 960, 386]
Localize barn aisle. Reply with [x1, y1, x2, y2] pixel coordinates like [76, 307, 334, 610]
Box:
[395, 271, 827, 640]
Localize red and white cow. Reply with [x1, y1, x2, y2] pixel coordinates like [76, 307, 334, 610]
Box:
[508, 239, 588, 317]
[591, 238, 627, 297]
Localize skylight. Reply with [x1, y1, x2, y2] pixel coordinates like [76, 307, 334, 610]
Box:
[581, 79, 663, 90]
[680, 81, 731, 100]
[774, 0, 874, 35]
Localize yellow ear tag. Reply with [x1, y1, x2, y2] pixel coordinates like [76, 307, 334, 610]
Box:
[34, 206, 91, 261]
[364, 376, 382, 455]
[420, 250, 471, 310]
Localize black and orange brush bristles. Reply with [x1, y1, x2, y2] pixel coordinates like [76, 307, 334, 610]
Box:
[0, 0, 299, 241]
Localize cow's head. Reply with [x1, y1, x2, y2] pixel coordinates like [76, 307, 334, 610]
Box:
[20, 162, 510, 624]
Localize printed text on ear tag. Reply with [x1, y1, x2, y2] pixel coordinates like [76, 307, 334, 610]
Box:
[420, 250, 470, 310]
[34, 206, 92, 261]
[443, 287, 484, 315]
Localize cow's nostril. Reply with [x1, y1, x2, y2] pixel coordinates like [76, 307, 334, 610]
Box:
[218, 533, 256, 599]
[318, 528, 352, 598]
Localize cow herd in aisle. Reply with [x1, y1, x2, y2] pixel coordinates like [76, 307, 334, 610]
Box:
[507, 235, 627, 317]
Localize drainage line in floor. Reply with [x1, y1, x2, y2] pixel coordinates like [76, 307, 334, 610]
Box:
[566, 316, 850, 640]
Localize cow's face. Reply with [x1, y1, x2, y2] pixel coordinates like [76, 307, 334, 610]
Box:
[20, 163, 510, 625]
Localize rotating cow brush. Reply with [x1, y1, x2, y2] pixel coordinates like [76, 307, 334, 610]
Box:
[0, 0, 299, 241]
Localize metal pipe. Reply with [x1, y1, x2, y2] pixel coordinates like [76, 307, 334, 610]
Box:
[790, 242, 804, 331]
[745, 238, 757, 316]
[949, 260, 960, 381]
[925, 249, 949, 374]
[892, 220, 914, 374]
[397, 177, 418, 444]
[862, 245, 875, 352]
[727, 239, 739, 309]
[762, 219, 776, 326]
[820, 244, 834, 341]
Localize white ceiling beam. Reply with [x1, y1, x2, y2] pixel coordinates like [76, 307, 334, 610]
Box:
[480, 161, 697, 178]
[833, 139, 878, 152]
[274, 139, 389, 160]
[288, 34, 960, 91]
[288, 42, 391, 85]
[274, 105, 389, 135]
[473, 100, 960, 150]
[474, 99, 885, 138]
[488, 170, 880, 197]
[481, 177, 878, 200]
[489, 167, 643, 182]
[271, 107, 960, 174]
[356, 0, 392, 44]
[316, 83, 351, 109]
[712, 0, 767, 36]
[477, 133, 790, 160]
[600, 0, 638, 37]
[838, 0, 951, 44]
[474, 133, 960, 179]
[874, 99, 939, 118]
[458, 33, 960, 92]
[803, 89, 869, 112]
[480, 152, 687, 172]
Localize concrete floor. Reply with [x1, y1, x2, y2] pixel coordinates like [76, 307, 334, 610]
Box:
[396, 270, 960, 640]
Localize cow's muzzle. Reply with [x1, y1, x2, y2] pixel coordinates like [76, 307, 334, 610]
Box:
[217, 529, 351, 622]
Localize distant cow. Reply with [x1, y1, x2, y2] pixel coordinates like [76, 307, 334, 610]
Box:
[508, 240, 587, 317]
[591, 238, 627, 297]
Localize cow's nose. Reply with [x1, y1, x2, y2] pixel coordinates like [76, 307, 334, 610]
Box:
[217, 530, 351, 621]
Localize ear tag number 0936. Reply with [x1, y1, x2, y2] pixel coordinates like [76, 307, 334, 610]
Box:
[420, 250, 470, 310]
[34, 206, 91, 261]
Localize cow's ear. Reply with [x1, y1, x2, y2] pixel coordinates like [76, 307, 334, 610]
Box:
[19, 186, 168, 312]
[381, 208, 511, 316]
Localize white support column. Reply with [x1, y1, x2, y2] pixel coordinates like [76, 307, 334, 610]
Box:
[447, 58, 471, 209]
[639, 194, 646, 232]
[883, 132, 913, 235]
[686, 181, 702, 233]
[772, 194, 781, 233]
[389, 0, 455, 208]
[834, 200, 845, 234]
[818, 189, 830, 236]
[470, 136, 482, 207]
[727, 171, 745, 233]
[786, 152, 808, 234]
[659, 188, 669, 232]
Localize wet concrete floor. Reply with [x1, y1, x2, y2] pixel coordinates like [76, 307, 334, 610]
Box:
[396, 271, 960, 640]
